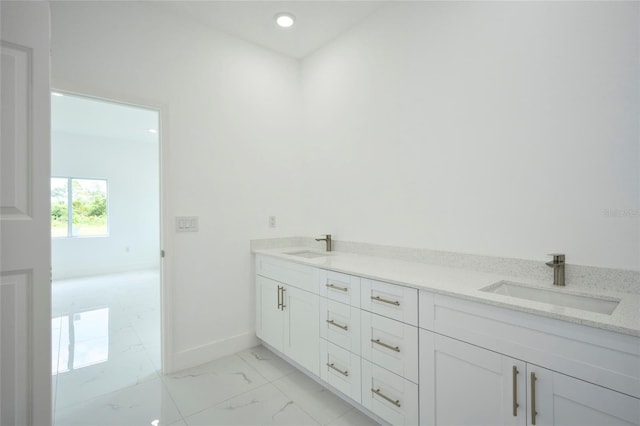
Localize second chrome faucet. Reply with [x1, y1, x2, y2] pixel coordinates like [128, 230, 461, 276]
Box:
[315, 234, 332, 252]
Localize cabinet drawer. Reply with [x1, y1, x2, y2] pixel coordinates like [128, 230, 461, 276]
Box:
[361, 278, 417, 325]
[320, 340, 362, 404]
[361, 311, 418, 383]
[320, 298, 361, 355]
[319, 270, 361, 307]
[256, 255, 319, 294]
[362, 359, 418, 426]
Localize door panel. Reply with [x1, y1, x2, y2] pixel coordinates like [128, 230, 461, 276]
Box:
[0, 2, 51, 425]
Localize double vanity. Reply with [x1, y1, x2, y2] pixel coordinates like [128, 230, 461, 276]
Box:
[253, 245, 640, 425]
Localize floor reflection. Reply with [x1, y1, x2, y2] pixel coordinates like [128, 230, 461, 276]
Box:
[52, 307, 110, 375]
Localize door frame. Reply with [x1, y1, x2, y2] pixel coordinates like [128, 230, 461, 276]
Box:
[49, 87, 173, 374]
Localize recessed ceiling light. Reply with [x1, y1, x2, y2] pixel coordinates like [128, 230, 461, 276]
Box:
[148, 129, 158, 134]
[51, 92, 64, 97]
[275, 13, 295, 29]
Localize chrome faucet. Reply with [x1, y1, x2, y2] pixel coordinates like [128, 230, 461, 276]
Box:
[315, 234, 332, 252]
[546, 254, 565, 286]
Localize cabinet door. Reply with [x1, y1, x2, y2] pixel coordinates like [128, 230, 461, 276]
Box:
[419, 329, 526, 426]
[528, 365, 640, 426]
[284, 285, 320, 376]
[256, 275, 284, 352]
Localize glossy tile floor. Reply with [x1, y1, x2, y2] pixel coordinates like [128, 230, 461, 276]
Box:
[52, 270, 379, 426]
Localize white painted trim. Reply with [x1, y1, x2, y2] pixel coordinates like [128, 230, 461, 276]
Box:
[169, 332, 260, 374]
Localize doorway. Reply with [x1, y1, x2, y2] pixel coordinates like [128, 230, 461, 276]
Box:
[49, 92, 162, 423]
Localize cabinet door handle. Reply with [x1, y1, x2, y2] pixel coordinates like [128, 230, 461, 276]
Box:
[326, 362, 349, 377]
[326, 319, 348, 331]
[371, 295, 400, 306]
[530, 372, 537, 425]
[371, 338, 400, 353]
[326, 283, 348, 292]
[277, 285, 282, 310]
[371, 388, 401, 408]
[281, 287, 286, 310]
[512, 366, 519, 417]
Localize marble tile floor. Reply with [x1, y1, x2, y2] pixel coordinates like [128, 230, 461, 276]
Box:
[52, 271, 378, 425]
[52, 270, 162, 420]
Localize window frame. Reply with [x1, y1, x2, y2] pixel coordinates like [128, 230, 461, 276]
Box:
[51, 176, 110, 238]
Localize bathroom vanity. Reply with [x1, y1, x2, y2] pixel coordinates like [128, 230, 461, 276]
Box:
[253, 247, 640, 426]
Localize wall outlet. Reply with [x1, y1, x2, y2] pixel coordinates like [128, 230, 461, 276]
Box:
[269, 216, 276, 228]
[176, 216, 199, 232]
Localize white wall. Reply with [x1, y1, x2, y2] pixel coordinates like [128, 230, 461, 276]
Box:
[51, 131, 160, 280]
[51, 1, 639, 372]
[51, 1, 306, 371]
[301, 2, 639, 271]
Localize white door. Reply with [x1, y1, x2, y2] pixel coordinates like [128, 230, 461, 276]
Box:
[0, 2, 52, 426]
[283, 285, 319, 376]
[419, 330, 526, 426]
[528, 365, 640, 426]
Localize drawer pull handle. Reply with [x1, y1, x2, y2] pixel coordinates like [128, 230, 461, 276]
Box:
[371, 295, 400, 306]
[277, 285, 283, 310]
[531, 372, 537, 425]
[371, 338, 400, 353]
[326, 363, 349, 377]
[326, 283, 348, 292]
[371, 388, 401, 408]
[326, 319, 349, 331]
[512, 366, 519, 417]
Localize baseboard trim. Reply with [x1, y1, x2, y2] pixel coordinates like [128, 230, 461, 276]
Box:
[167, 331, 259, 374]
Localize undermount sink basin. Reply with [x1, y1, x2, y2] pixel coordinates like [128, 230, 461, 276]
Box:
[284, 250, 329, 259]
[481, 281, 620, 315]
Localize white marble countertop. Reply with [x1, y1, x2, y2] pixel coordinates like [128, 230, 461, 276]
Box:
[253, 247, 640, 337]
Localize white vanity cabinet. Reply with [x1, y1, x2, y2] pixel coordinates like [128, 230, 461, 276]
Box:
[254, 252, 639, 426]
[255, 255, 320, 376]
[418, 290, 640, 426]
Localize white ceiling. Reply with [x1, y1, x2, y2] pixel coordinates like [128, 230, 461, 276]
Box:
[51, 93, 159, 143]
[152, 1, 388, 59]
[51, 2, 386, 140]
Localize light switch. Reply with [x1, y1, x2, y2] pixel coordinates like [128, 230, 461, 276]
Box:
[176, 216, 199, 232]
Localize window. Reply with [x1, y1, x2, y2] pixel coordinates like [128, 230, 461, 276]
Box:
[51, 177, 108, 237]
